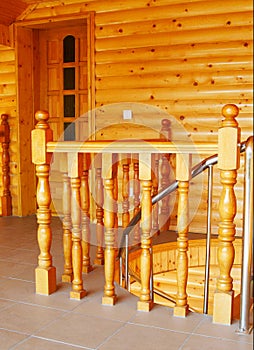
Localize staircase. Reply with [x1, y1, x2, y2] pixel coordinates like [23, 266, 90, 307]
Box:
[123, 236, 243, 316]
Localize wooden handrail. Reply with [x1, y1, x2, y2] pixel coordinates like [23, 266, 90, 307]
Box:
[0, 113, 12, 216]
[46, 140, 218, 154]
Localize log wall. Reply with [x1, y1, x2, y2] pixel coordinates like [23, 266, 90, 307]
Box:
[0, 0, 252, 228]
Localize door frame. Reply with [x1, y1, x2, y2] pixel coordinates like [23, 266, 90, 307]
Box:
[14, 13, 95, 215]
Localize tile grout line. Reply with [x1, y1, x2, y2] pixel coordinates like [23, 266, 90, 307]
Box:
[95, 321, 129, 350]
[10, 334, 94, 350]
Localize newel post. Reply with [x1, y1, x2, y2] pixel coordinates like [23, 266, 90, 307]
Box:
[31, 110, 56, 295]
[213, 104, 240, 325]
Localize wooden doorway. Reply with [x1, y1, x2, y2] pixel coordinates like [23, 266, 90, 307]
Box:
[38, 18, 94, 141]
[15, 15, 95, 215]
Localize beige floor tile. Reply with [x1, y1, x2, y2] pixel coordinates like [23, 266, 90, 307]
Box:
[36, 312, 124, 348]
[98, 323, 189, 350]
[0, 260, 35, 281]
[25, 289, 83, 311]
[0, 302, 65, 334]
[3, 248, 39, 265]
[12, 336, 88, 350]
[0, 298, 15, 310]
[130, 303, 204, 333]
[194, 316, 253, 343]
[72, 293, 138, 322]
[182, 334, 253, 350]
[0, 278, 35, 302]
[0, 329, 29, 350]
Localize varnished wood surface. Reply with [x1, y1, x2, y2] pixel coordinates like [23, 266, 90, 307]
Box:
[0, 0, 252, 219]
[46, 140, 218, 154]
[0, 113, 12, 216]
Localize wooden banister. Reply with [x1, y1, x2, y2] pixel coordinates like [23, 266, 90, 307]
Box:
[31, 105, 244, 322]
[0, 114, 12, 216]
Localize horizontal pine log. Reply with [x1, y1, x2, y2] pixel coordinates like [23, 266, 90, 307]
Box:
[96, 56, 252, 77]
[96, 11, 253, 38]
[95, 0, 252, 25]
[96, 70, 253, 90]
[96, 25, 252, 51]
[95, 84, 253, 103]
[95, 41, 252, 63]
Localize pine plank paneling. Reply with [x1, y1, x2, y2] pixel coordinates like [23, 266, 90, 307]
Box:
[0, 0, 252, 233]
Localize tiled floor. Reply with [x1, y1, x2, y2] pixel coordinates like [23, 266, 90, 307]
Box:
[0, 215, 253, 350]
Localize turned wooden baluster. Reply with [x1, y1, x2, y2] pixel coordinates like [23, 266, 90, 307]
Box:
[112, 154, 118, 248]
[122, 155, 130, 228]
[0, 114, 12, 216]
[94, 153, 104, 265]
[151, 154, 159, 234]
[102, 153, 117, 305]
[160, 119, 171, 231]
[137, 153, 153, 312]
[174, 153, 191, 317]
[213, 104, 240, 325]
[94, 154, 104, 264]
[31, 110, 56, 295]
[68, 152, 86, 299]
[62, 172, 73, 282]
[81, 153, 93, 273]
[133, 154, 140, 244]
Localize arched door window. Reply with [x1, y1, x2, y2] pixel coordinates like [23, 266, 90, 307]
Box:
[63, 35, 76, 140]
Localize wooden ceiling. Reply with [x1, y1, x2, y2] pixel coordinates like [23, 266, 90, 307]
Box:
[0, 0, 27, 26]
[0, 0, 50, 26]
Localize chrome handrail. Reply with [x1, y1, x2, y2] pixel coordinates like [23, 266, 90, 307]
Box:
[119, 141, 248, 318]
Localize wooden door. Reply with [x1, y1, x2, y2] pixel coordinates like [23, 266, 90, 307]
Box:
[37, 19, 94, 214]
[39, 20, 91, 142]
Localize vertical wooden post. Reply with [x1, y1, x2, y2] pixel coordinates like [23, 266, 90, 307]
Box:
[137, 153, 153, 312]
[94, 153, 104, 265]
[174, 153, 191, 317]
[81, 153, 93, 273]
[68, 152, 86, 300]
[102, 153, 117, 305]
[213, 104, 240, 325]
[31, 110, 56, 295]
[160, 119, 171, 231]
[0, 114, 12, 216]
[62, 171, 73, 282]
